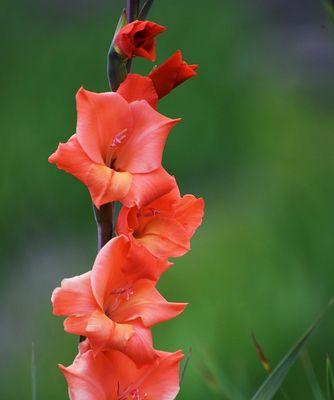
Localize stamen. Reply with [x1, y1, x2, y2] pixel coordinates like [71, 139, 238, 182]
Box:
[105, 129, 127, 167]
[117, 386, 147, 400]
[107, 285, 134, 315]
[110, 286, 134, 301]
[130, 389, 147, 399]
[111, 129, 127, 147]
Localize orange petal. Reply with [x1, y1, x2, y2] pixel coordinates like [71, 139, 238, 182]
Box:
[75, 88, 130, 164]
[123, 240, 172, 281]
[115, 101, 180, 174]
[59, 350, 115, 399]
[141, 350, 184, 399]
[85, 310, 134, 355]
[64, 315, 90, 336]
[51, 272, 98, 316]
[49, 134, 132, 208]
[137, 216, 190, 258]
[122, 167, 176, 208]
[86, 164, 132, 208]
[123, 322, 156, 366]
[110, 279, 187, 327]
[60, 347, 183, 400]
[90, 236, 130, 309]
[173, 195, 204, 237]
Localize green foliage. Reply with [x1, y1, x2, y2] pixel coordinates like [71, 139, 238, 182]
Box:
[326, 356, 334, 400]
[251, 302, 333, 400]
[323, 0, 334, 25]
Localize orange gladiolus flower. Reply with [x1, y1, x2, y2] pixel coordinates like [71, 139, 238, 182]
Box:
[48, 87, 179, 208]
[149, 50, 198, 99]
[115, 20, 165, 61]
[52, 236, 186, 365]
[117, 184, 204, 261]
[60, 340, 183, 400]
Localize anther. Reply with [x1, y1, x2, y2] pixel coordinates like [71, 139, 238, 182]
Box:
[111, 129, 127, 147]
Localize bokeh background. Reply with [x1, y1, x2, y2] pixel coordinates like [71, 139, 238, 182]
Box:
[1, 0, 334, 398]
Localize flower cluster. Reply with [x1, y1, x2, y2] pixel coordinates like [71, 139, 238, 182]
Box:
[49, 17, 204, 400]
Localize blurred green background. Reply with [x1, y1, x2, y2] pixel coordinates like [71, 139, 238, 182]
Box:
[1, 0, 334, 398]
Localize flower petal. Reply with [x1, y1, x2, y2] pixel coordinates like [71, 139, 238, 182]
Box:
[48, 134, 132, 208]
[85, 310, 134, 354]
[115, 101, 180, 174]
[64, 315, 90, 336]
[123, 321, 156, 366]
[122, 167, 176, 208]
[141, 350, 184, 400]
[173, 195, 204, 237]
[90, 235, 130, 309]
[117, 74, 158, 109]
[123, 239, 172, 281]
[51, 272, 98, 316]
[137, 217, 190, 258]
[149, 50, 197, 99]
[84, 311, 154, 365]
[76, 87, 131, 164]
[86, 166, 132, 209]
[115, 20, 165, 61]
[110, 279, 187, 327]
[59, 349, 114, 400]
[60, 347, 183, 400]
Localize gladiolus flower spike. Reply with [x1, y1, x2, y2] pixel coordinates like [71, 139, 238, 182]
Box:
[49, 2, 204, 399]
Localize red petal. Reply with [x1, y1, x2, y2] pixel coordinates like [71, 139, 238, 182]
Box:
[115, 20, 165, 61]
[149, 50, 197, 98]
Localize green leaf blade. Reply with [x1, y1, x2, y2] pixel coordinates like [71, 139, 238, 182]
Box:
[251, 300, 334, 400]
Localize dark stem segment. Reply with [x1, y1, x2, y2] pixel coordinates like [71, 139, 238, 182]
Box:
[126, 0, 139, 22]
[93, 202, 115, 251]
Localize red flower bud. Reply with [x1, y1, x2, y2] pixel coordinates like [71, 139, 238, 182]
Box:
[149, 50, 198, 99]
[115, 20, 165, 62]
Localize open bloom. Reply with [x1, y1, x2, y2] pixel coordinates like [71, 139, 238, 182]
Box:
[49, 87, 179, 208]
[60, 341, 183, 400]
[117, 184, 204, 261]
[115, 20, 165, 61]
[52, 235, 186, 365]
[149, 50, 198, 99]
